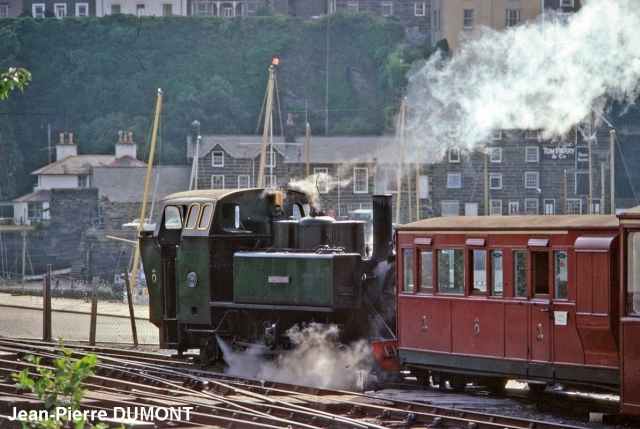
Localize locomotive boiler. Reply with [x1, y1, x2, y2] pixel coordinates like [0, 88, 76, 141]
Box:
[138, 188, 396, 367]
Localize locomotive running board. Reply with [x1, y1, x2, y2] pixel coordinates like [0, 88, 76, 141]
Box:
[210, 301, 334, 312]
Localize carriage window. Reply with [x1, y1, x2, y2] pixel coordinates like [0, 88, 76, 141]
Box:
[403, 249, 414, 292]
[419, 250, 433, 293]
[514, 250, 527, 298]
[554, 251, 568, 299]
[198, 203, 213, 230]
[437, 249, 465, 294]
[164, 205, 182, 229]
[185, 203, 200, 230]
[491, 250, 503, 296]
[471, 250, 487, 293]
[626, 232, 640, 315]
[532, 251, 549, 296]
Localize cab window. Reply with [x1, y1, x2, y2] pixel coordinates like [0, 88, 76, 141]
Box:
[198, 203, 213, 230]
[627, 231, 640, 315]
[554, 250, 568, 299]
[402, 248, 414, 292]
[163, 205, 182, 230]
[471, 249, 487, 294]
[514, 250, 527, 298]
[185, 203, 200, 230]
[419, 249, 433, 293]
[490, 250, 503, 296]
[437, 249, 465, 294]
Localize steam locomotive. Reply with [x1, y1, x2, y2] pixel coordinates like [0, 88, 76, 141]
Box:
[138, 188, 397, 367]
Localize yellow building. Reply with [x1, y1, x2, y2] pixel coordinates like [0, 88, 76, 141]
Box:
[432, 0, 545, 51]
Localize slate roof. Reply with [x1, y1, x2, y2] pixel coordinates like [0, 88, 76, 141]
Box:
[188, 134, 398, 164]
[31, 155, 146, 175]
[13, 189, 51, 203]
[93, 166, 191, 203]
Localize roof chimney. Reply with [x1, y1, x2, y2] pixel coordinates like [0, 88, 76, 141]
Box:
[56, 132, 77, 160]
[115, 131, 137, 159]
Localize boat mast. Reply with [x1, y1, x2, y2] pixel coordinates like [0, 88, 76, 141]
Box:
[258, 59, 278, 188]
[130, 89, 163, 291]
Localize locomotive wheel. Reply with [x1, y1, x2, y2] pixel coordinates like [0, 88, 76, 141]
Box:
[484, 377, 508, 395]
[200, 337, 221, 367]
[527, 382, 547, 394]
[449, 375, 467, 392]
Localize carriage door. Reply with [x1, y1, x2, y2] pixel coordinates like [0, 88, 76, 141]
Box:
[621, 230, 640, 415]
[529, 247, 551, 362]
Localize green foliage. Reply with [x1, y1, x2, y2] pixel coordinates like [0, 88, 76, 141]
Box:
[0, 14, 410, 197]
[12, 339, 106, 429]
[0, 67, 31, 100]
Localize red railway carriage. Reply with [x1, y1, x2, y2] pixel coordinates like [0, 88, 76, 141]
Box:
[395, 211, 640, 415]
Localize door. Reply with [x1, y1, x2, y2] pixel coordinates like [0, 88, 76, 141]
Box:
[530, 251, 551, 362]
[621, 230, 640, 415]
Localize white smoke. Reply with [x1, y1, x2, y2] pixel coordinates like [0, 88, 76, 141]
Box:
[288, 171, 352, 211]
[404, 0, 640, 163]
[220, 324, 374, 390]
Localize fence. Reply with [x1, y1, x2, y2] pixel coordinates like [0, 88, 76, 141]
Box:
[0, 267, 158, 345]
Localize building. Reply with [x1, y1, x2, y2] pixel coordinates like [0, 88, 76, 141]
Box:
[188, 116, 615, 224]
[13, 131, 146, 225]
[431, 0, 581, 52]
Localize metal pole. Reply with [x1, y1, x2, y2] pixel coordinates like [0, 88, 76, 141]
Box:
[395, 99, 406, 226]
[601, 163, 605, 215]
[484, 150, 488, 215]
[89, 276, 99, 345]
[306, 123, 311, 178]
[588, 137, 592, 214]
[415, 164, 420, 221]
[610, 129, 615, 214]
[564, 170, 567, 214]
[43, 264, 52, 341]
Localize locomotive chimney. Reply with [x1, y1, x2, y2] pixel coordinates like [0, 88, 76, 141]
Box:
[371, 194, 393, 264]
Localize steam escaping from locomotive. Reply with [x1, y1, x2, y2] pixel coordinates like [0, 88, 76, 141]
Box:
[404, 0, 640, 163]
[220, 324, 374, 390]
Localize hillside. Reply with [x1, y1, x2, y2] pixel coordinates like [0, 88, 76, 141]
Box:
[0, 12, 410, 198]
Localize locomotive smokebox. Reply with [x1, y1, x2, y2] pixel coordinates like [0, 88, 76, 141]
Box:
[372, 194, 393, 264]
[298, 215, 335, 249]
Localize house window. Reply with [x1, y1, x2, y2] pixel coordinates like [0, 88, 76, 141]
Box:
[347, 1, 358, 12]
[212, 151, 224, 167]
[525, 172, 539, 189]
[525, 198, 539, 215]
[419, 175, 429, 199]
[489, 173, 502, 189]
[162, 3, 172, 15]
[463, 9, 474, 28]
[347, 202, 372, 213]
[385, 167, 398, 193]
[32, 3, 45, 18]
[264, 175, 276, 188]
[381, 2, 392, 16]
[560, 0, 574, 6]
[246, 1, 257, 16]
[447, 173, 461, 188]
[506, 9, 521, 26]
[566, 198, 582, 214]
[266, 148, 276, 167]
[78, 175, 89, 188]
[354, 168, 368, 193]
[75, 3, 88, 16]
[414, 2, 425, 16]
[525, 146, 539, 162]
[592, 199, 601, 215]
[111, 4, 121, 13]
[54, 3, 66, 18]
[491, 130, 502, 140]
[238, 175, 251, 189]
[28, 202, 43, 219]
[224, 6, 233, 17]
[448, 148, 460, 162]
[0, 4, 8, 17]
[489, 147, 502, 162]
[544, 199, 555, 215]
[490, 199, 502, 216]
[313, 168, 328, 193]
[211, 175, 224, 189]
[526, 130, 540, 140]
[442, 200, 459, 217]
[136, 4, 145, 16]
[509, 200, 519, 215]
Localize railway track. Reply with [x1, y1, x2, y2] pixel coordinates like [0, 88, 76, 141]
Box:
[0, 338, 612, 429]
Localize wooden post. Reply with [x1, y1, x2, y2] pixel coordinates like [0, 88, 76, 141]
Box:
[124, 270, 139, 347]
[42, 264, 52, 341]
[89, 276, 99, 345]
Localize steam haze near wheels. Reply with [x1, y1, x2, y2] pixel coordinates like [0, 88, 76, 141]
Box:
[403, 0, 640, 164]
[219, 324, 373, 390]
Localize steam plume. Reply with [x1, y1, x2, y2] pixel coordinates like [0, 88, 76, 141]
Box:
[405, 0, 640, 163]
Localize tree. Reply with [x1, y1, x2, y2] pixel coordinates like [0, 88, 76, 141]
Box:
[0, 67, 31, 100]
